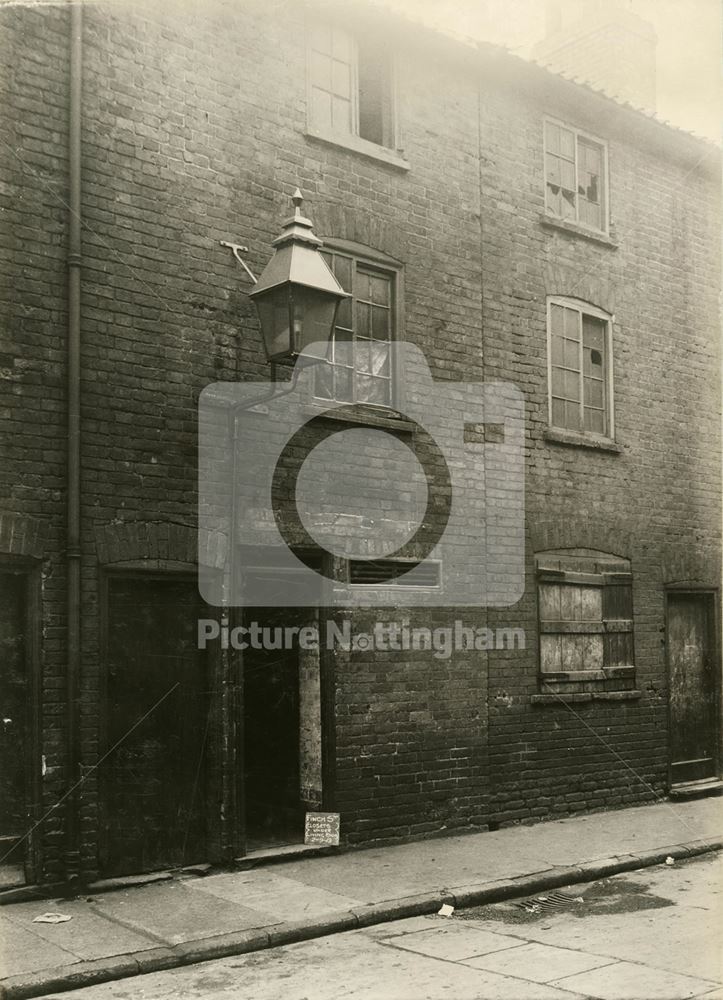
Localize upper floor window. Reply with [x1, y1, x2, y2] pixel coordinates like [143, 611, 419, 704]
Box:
[547, 298, 613, 439]
[314, 247, 396, 407]
[307, 22, 394, 149]
[544, 119, 608, 232]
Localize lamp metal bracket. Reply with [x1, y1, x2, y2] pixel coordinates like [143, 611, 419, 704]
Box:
[220, 241, 258, 284]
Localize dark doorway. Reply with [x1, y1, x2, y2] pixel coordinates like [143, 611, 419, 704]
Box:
[241, 568, 322, 852]
[103, 576, 209, 876]
[667, 592, 718, 785]
[244, 609, 302, 849]
[0, 571, 29, 887]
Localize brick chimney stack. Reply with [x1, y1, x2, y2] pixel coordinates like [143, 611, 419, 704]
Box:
[532, 0, 657, 111]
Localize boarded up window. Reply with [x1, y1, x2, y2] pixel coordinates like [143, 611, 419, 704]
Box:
[537, 552, 634, 688]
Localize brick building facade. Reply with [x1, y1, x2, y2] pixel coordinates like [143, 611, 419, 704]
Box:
[0, 0, 720, 888]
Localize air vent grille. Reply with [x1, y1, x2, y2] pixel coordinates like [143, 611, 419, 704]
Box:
[349, 559, 440, 588]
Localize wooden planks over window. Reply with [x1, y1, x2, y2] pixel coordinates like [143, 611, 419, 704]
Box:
[536, 551, 635, 693]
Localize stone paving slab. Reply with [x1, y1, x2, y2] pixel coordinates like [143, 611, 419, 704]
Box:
[462, 940, 616, 982]
[0, 917, 77, 977]
[190, 870, 363, 920]
[88, 882, 269, 945]
[550, 960, 720, 1000]
[2, 899, 154, 962]
[381, 924, 524, 962]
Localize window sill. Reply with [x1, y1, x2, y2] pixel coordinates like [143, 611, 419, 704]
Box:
[532, 690, 642, 705]
[541, 666, 635, 682]
[302, 402, 415, 434]
[539, 214, 618, 248]
[543, 428, 622, 453]
[305, 126, 410, 172]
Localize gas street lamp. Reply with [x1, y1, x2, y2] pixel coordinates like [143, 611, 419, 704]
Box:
[222, 189, 348, 367]
[250, 189, 348, 364]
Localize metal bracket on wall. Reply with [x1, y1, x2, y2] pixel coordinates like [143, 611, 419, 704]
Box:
[220, 241, 257, 284]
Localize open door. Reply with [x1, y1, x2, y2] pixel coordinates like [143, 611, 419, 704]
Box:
[667, 591, 718, 787]
[240, 561, 323, 854]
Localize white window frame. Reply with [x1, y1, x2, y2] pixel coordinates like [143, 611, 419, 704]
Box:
[305, 19, 398, 155]
[546, 296, 615, 441]
[311, 240, 404, 412]
[543, 116, 610, 234]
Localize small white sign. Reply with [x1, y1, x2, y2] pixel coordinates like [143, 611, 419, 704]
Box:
[304, 811, 340, 846]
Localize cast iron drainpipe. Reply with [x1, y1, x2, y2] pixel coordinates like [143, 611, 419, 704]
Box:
[65, 0, 82, 886]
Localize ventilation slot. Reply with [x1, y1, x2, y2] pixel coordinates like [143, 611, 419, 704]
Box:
[349, 559, 440, 588]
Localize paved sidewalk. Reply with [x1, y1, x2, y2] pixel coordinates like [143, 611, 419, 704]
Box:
[0, 797, 721, 999]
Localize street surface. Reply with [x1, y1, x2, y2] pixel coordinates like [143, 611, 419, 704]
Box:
[40, 853, 722, 1000]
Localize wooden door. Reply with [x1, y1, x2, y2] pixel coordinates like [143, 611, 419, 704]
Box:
[667, 592, 718, 785]
[103, 576, 208, 875]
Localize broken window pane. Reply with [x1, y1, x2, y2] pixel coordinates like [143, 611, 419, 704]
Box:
[561, 187, 576, 219]
[544, 123, 606, 230]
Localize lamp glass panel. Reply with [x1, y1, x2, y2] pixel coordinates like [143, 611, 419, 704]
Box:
[291, 286, 339, 357]
[254, 286, 292, 360]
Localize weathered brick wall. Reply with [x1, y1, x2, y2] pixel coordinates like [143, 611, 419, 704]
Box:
[480, 67, 721, 824]
[0, 6, 70, 881]
[55, 0, 489, 869]
[0, 0, 719, 878]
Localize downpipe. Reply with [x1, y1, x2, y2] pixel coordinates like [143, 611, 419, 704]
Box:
[65, 0, 82, 888]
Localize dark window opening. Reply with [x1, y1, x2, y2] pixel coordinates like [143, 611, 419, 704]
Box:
[308, 21, 395, 150]
[357, 39, 393, 147]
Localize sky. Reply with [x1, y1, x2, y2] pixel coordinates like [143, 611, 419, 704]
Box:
[389, 0, 722, 140]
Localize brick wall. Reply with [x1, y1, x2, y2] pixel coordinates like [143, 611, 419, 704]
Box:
[0, 6, 70, 882]
[479, 68, 721, 824]
[0, 0, 719, 879]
